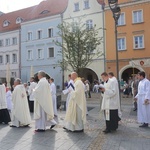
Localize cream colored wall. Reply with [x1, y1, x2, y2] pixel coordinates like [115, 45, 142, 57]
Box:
[63, 0, 104, 81]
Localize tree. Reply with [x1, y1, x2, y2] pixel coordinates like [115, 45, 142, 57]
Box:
[56, 19, 103, 74]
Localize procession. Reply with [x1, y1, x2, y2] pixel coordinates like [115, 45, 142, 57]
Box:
[1, 70, 150, 135]
[0, 0, 150, 149]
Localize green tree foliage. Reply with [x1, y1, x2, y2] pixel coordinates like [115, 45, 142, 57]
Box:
[56, 19, 103, 74]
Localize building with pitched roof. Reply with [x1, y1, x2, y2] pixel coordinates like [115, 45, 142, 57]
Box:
[0, 0, 68, 89]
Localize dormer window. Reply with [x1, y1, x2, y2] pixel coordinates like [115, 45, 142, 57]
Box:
[40, 10, 50, 14]
[3, 20, 10, 27]
[16, 17, 23, 24]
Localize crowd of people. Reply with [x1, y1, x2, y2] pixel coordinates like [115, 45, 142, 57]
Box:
[0, 70, 150, 134]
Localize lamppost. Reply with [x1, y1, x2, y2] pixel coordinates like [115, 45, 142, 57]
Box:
[101, 2, 106, 72]
[108, 0, 121, 102]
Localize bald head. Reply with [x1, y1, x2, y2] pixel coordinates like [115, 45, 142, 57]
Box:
[71, 72, 78, 81]
[14, 78, 21, 87]
[38, 71, 46, 80]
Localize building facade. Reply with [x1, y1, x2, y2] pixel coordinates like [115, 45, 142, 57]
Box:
[21, 15, 63, 89]
[105, 0, 150, 81]
[63, 0, 105, 83]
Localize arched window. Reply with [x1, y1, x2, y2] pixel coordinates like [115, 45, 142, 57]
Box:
[3, 20, 10, 27]
[16, 17, 23, 24]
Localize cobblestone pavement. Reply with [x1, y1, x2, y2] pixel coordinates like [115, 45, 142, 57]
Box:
[0, 93, 150, 150]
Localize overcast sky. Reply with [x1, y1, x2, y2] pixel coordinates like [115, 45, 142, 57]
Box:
[0, 0, 43, 13]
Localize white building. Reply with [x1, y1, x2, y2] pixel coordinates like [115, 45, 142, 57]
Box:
[63, 0, 105, 83]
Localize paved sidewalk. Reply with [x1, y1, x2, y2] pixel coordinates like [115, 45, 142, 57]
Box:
[0, 93, 150, 150]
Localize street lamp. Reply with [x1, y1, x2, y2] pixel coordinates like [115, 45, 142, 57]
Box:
[108, 0, 121, 102]
[101, 2, 106, 71]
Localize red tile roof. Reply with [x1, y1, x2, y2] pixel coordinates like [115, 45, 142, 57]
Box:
[0, 0, 68, 32]
[97, 0, 105, 5]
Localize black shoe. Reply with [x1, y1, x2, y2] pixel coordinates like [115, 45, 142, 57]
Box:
[10, 125, 17, 128]
[103, 129, 111, 134]
[23, 124, 29, 127]
[133, 108, 137, 111]
[63, 127, 68, 130]
[118, 117, 121, 121]
[35, 129, 45, 132]
[139, 123, 148, 127]
[50, 125, 55, 129]
[73, 129, 84, 133]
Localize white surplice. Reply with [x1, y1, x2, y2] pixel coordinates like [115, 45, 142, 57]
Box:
[11, 84, 31, 127]
[6, 90, 13, 111]
[28, 82, 37, 101]
[50, 82, 57, 116]
[101, 79, 119, 120]
[135, 78, 150, 124]
[33, 77, 57, 130]
[0, 85, 7, 110]
[110, 76, 122, 118]
[66, 79, 74, 110]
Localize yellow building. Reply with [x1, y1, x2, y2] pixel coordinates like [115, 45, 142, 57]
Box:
[105, 0, 150, 81]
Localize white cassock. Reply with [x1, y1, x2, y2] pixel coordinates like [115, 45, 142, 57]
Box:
[66, 79, 74, 110]
[65, 78, 87, 131]
[33, 77, 57, 130]
[28, 82, 37, 101]
[11, 84, 31, 127]
[0, 85, 11, 124]
[135, 78, 150, 124]
[50, 82, 57, 116]
[6, 90, 13, 111]
[0, 85, 7, 110]
[111, 76, 122, 118]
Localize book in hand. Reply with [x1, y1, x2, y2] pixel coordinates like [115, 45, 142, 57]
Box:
[62, 85, 74, 95]
[99, 84, 105, 89]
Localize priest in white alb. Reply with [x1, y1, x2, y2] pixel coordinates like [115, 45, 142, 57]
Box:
[135, 71, 150, 127]
[64, 72, 87, 132]
[10, 78, 31, 127]
[101, 72, 119, 134]
[33, 71, 57, 132]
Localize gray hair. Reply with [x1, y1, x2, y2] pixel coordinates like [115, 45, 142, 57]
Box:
[38, 70, 46, 77]
[15, 78, 21, 84]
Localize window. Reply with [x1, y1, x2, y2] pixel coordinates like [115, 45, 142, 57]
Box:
[27, 32, 32, 41]
[16, 17, 23, 24]
[118, 13, 125, 26]
[117, 38, 126, 51]
[133, 10, 143, 23]
[3, 20, 10, 27]
[12, 54, 17, 63]
[37, 30, 42, 39]
[37, 49, 43, 59]
[0, 55, 3, 64]
[12, 37, 17, 45]
[134, 35, 144, 49]
[0, 40, 3, 47]
[72, 22, 78, 32]
[5, 39, 10, 46]
[86, 20, 93, 30]
[6, 54, 10, 63]
[48, 28, 53, 38]
[84, 0, 89, 9]
[11, 72, 16, 77]
[48, 48, 54, 58]
[74, 2, 79, 11]
[27, 50, 33, 60]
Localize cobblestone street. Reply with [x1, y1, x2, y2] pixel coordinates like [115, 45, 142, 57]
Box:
[0, 93, 150, 150]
